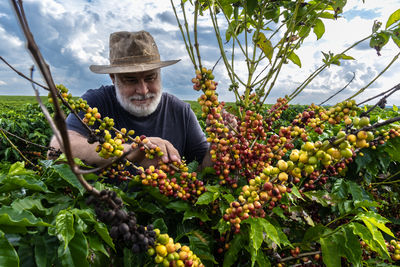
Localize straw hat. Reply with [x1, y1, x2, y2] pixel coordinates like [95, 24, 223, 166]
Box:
[89, 31, 180, 74]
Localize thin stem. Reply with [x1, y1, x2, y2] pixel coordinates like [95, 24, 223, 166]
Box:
[289, 33, 373, 101]
[170, 0, 197, 67]
[319, 72, 356, 105]
[193, 1, 202, 70]
[0, 56, 48, 90]
[358, 83, 400, 106]
[371, 169, 400, 185]
[0, 129, 35, 167]
[347, 52, 400, 100]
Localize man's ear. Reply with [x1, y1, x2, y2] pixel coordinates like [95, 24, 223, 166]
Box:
[109, 74, 115, 84]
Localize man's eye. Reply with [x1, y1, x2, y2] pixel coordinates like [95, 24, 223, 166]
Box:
[145, 76, 156, 82]
[124, 78, 138, 83]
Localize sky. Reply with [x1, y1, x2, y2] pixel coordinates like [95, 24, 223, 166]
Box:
[0, 0, 400, 106]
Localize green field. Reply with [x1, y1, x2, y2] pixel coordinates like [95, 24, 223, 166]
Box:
[0, 95, 48, 106]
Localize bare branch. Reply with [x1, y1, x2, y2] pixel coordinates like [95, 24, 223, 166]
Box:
[0, 56, 49, 90]
[319, 72, 355, 106]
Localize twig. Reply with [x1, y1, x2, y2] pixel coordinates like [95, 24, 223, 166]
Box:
[0, 56, 49, 90]
[357, 83, 400, 106]
[0, 128, 35, 167]
[319, 72, 355, 106]
[0, 126, 53, 150]
[280, 250, 321, 263]
[29, 65, 64, 151]
[10, 0, 97, 195]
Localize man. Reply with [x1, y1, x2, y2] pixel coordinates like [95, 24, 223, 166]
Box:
[49, 31, 209, 169]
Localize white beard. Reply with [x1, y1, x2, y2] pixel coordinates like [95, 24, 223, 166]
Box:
[115, 84, 162, 117]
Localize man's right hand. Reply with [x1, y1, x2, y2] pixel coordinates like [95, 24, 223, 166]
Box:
[125, 137, 181, 168]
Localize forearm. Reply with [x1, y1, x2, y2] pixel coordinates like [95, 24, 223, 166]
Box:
[48, 130, 150, 167]
[48, 130, 110, 166]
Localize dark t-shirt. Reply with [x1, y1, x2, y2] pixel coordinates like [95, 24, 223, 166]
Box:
[66, 85, 209, 163]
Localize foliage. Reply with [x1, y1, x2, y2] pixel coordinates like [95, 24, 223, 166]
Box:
[1, 1, 400, 267]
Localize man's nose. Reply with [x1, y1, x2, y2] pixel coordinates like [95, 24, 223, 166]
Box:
[135, 79, 149, 95]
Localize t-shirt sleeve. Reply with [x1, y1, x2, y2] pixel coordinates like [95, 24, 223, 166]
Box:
[184, 106, 209, 163]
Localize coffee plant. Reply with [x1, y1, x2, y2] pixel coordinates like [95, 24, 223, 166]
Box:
[1, 0, 400, 266]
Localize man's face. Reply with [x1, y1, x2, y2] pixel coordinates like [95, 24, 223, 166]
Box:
[112, 69, 162, 117]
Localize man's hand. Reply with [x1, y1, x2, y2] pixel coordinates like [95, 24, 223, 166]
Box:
[125, 137, 181, 168]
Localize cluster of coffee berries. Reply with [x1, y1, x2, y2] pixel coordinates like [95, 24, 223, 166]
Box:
[264, 97, 289, 131]
[321, 100, 360, 125]
[95, 129, 126, 158]
[388, 239, 400, 261]
[86, 189, 156, 254]
[292, 105, 325, 134]
[135, 163, 206, 202]
[150, 233, 204, 267]
[81, 107, 101, 126]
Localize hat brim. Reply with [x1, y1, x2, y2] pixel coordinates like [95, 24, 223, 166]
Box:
[89, 59, 180, 74]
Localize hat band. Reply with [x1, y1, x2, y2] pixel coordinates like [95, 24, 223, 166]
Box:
[111, 55, 160, 65]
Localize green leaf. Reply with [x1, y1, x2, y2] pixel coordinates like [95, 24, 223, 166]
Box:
[386, 8, 400, 29]
[183, 210, 210, 222]
[332, 178, 348, 199]
[271, 207, 286, 219]
[393, 104, 398, 112]
[94, 223, 115, 250]
[350, 222, 389, 258]
[0, 171, 50, 193]
[54, 210, 75, 250]
[339, 53, 355, 60]
[34, 235, 58, 267]
[0, 206, 52, 228]
[166, 201, 191, 212]
[0, 230, 19, 267]
[303, 190, 334, 206]
[246, 0, 257, 16]
[313, 18, 325, 40]
[195, 191, 215, 205]
[222, 193, 234, 203]
[255, 249, 270, 267]
[18, 243, 35, 267]
[347, 181, 364, 201]
[289, 185, 304, 200]
[244, 218, 281, 247]
[59, 229, 89, 267]
[8, 161, 35, 176]
[87, 235, 109, 257]
[153, 218, 168, 233]
[358, 217, 390, 259]
[357, 211, 394, 238]
[11, 196, 51, 216]
[244, 218, 264, 253]
[303, 224, 331, 243]
[342, 226, 362, 266]
[188, 230, 216, 264]
[320, 236, 341, 267]
[51, 164, 85, 195]
[223, 232, 245, 267]
[287, 51, 301, 67]
[187, 160, 199, 173]
[255, 32, 273, 63]
[213, 219, 230, 235]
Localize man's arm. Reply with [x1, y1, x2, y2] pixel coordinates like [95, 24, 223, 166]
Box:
[48, 130, 181, 168]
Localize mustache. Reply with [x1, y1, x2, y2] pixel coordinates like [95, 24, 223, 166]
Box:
[129, 93, 156, 101]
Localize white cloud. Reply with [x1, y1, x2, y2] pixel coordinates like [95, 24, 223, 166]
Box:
[0, 0, 399, 105]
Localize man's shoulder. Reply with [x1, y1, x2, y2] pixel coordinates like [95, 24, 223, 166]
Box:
[162, 92, 190, 109]
[84, 85, 115, 98]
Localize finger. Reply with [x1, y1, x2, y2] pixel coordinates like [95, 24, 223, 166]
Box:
[164, 142, 181, 163]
